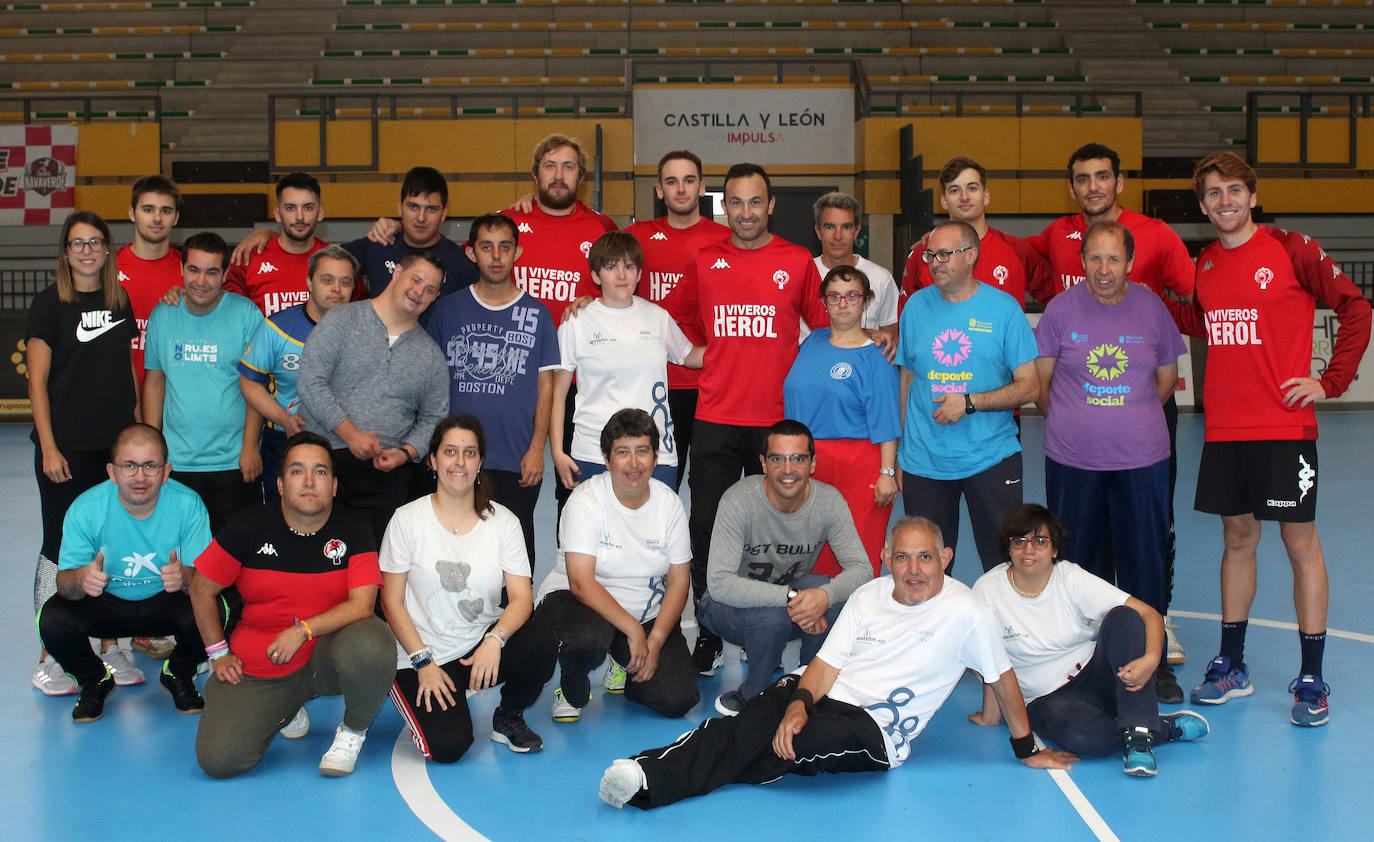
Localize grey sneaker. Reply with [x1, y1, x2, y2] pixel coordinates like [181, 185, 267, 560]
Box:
[1164, 614, 1185, 665]
[280, 706, 310, 739]
[319, 724, 367, 777]
[32, 656, 77, 696]
[102, 646, 146, 686]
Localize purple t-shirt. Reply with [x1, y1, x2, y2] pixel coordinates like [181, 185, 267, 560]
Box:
[1036, 282, 1186, 471]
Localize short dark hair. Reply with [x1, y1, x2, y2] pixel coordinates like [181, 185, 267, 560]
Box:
[657, 149, 703, 179]
[761, 419, 814, 457]
[587, 231, 644, 276]
[1081, 220, 1135, 263]
[999, 503, 1069, 564]
[130, 174, 180, 210]
[282, 431, 334, 477]
[938, 156, 987, 192]
[276, 171, 321, 202]
[181, 231, 230, 271]
[112, 423, 168, 463]
[428, 414, 495, 519]
[724, 162, 771, 200]
[401, 166, 448, 206]
[820, 265, 873, 304]
[399, 249, 445, 277]
[468, 212, 519, 246]
[1067, 143, 1121, 179]
[1191, 150, 1257, 199]
[599, 408, 660, 458]
[308, 244, 360, 279]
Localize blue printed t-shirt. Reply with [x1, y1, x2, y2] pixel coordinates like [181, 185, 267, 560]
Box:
[144, 292, 264, 471]
[1036, 282, 1186, 471]
[783, 329, 901, 444]
[58, 479, 212, 601]
[426, 287, 560, 473]
[896, 283, 1037, 479]
[238, 303, 316, 431]
[343, 234, 476, 306]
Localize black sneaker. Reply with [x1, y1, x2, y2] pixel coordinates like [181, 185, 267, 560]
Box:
[72, 672, 116, 723]
[491, 706, 543, 753]
[160, 667, 205, 714]
[1155, 664, 1184, 705]
[692, 633, 723, 678]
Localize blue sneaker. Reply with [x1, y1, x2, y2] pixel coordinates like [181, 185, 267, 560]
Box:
[1160, 710, 1210, 742]
[1123, 726, 1157, 777]
[1288, 674, 1330, 727]
[1189, 656, 1254, 705]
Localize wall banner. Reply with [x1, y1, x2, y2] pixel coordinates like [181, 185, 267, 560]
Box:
[0, 125, 78, 225]
[633, 87, 854, 167]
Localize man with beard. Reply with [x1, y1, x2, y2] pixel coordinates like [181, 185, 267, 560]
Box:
[225, 172, 331, 316]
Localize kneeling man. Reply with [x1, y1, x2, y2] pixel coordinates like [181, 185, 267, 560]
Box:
[697, 419, 871, 715]
[599, 517, 1075, 808]
[191, 431, 396, 778]
[39, 423, 212, 722]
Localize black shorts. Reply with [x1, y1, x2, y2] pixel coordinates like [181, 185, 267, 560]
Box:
[1194, 440, 1318, 522]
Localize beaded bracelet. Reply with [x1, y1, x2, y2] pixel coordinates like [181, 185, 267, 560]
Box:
[409, 648, 433, 669]
[205, 640, 230, 661]
[484, 629, 508, 649]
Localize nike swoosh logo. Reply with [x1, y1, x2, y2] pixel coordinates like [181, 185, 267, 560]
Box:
[76, 319, 126, 343]
[1004, 478, 1022, 485]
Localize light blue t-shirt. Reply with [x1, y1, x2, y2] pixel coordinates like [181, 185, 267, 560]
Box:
[238, 303, 315, 432]
[896, 283, 1037, 479]
[145, 292, 263, 471]
[57, 479, 212, 602]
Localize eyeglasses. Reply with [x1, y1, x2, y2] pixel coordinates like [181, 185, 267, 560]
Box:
[921, 246, 974, 264]
[765, 454, 812, 466]
[66, 237, 107, 253]
[113, 461, 165, 477]
[1010, 535, 1053, 549]
[823, 291, 865, 306]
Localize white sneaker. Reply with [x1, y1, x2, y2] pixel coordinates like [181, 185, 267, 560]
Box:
[599, 758, 647, 809]
[602, 658, 627, 694]
[280, 706, 310, 739]
[1164, 614, 1185, 665]
[102, 646, 146, 686]
[319, 724, 367, 777]
[551, 687, 581, 723]
[32, 656, 77, 696]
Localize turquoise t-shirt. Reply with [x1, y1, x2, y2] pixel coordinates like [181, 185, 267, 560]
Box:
[145, 292, 263, 471]
[57, 479, 212, 601]
[896, 283, 1037, 479]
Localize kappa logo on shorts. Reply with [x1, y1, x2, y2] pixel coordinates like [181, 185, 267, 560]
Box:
[1297, 454, 1315, 501]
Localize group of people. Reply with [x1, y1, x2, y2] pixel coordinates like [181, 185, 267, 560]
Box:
[24, 133, 1369, 804]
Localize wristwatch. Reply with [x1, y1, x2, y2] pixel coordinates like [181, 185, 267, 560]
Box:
[878, 467, 896, 478]
[964, 393, 977, 415]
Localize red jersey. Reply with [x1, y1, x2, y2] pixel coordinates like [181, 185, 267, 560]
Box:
[116, 244, 182, 387]
[662, 235, 829, 426]
[224, 237, 328, 316]
[1174, 226, 1371, 442]
[506, 201, 618, 324]
[625, 215, 731, 389]
[900, 225, 1054, 313]
[1028, 206, 1195, 300]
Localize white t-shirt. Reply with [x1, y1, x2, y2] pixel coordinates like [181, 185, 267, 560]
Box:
[804, 255, 900, 340]
[814, 576, 1010, 767]
[379, 496, 531, 669]
[557, 297, 693, 466]
[535, 472, 690, 623]
[972, 561, 1129, 703]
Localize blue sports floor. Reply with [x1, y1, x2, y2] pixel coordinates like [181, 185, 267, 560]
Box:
[4, 414, 1371, 841]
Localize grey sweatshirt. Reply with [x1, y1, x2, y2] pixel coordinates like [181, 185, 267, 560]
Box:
[706, 475, 873, 608]
[297, 300, 449, 458]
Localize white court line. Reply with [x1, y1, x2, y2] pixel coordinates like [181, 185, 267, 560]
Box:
[1169, 610, 1374, 644]
[391, 729, 490, 842]
[1047, 767, 1120, 842]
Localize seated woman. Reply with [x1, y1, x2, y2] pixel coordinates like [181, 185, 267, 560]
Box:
[534, 408, 699, 722]
[380, 414, 557, 763]
[970, 504, 1209, 777]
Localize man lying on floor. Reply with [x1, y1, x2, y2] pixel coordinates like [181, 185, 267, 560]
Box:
[598, 516, 1076, 809]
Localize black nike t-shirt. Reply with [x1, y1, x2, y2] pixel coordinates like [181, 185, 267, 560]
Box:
[26, 285, 138, 451]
